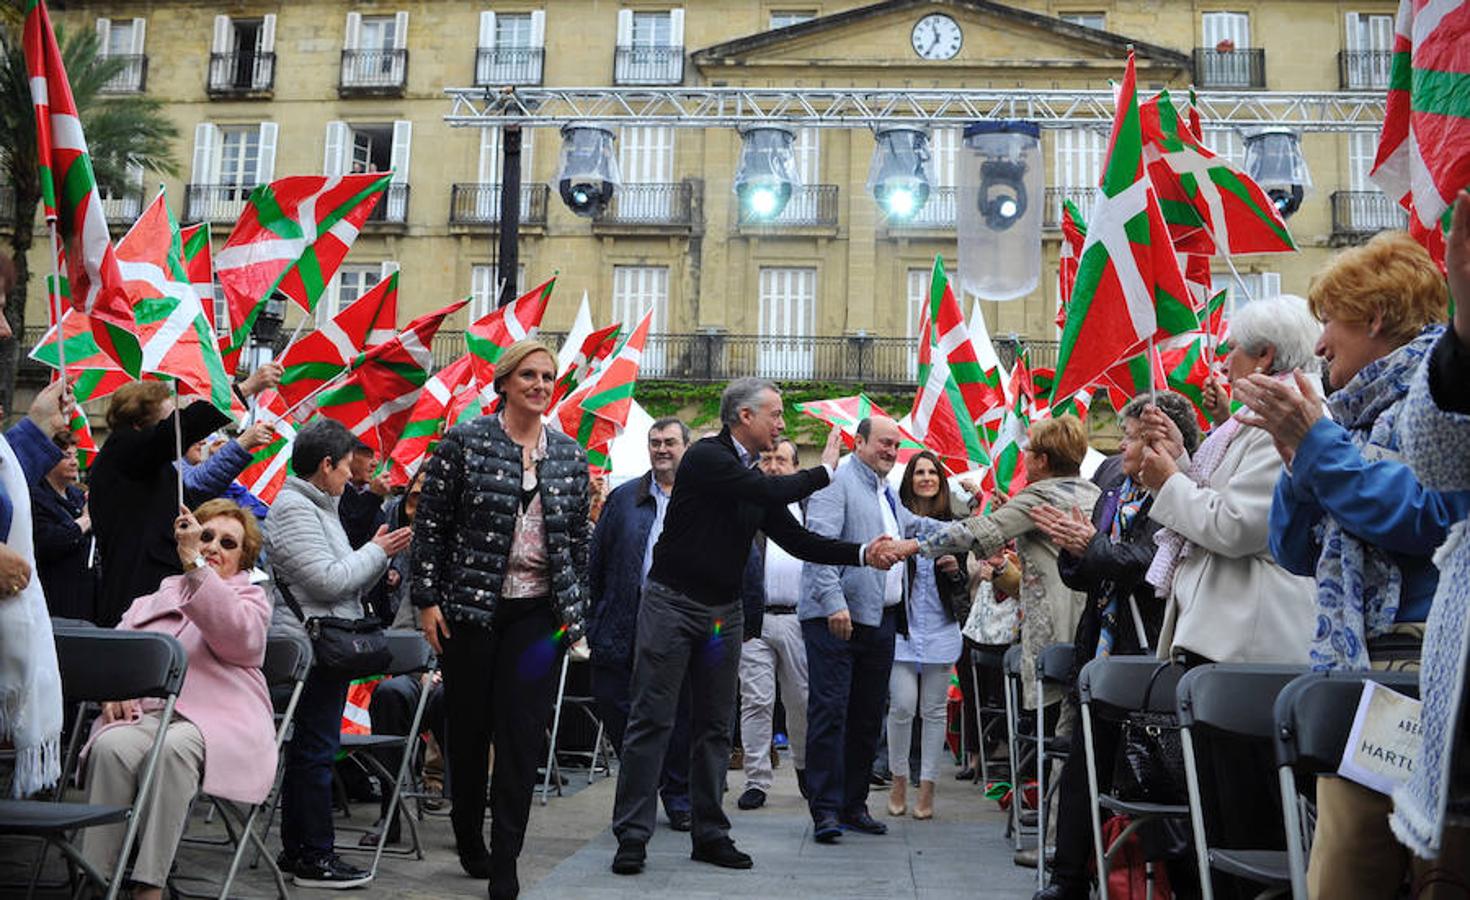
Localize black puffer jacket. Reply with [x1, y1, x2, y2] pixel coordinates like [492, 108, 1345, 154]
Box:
[411, 415, 590, 640]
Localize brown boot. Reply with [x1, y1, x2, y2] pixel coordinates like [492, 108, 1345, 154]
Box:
[887, 775, 908, 816]
[913, 779, 935, 820]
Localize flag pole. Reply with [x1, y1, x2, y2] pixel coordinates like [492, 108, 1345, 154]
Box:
[45, 218, 68, 378]
[173, 380, 185, 511]
[247, 311, 310, 428]
[1147, 336, 1158, 404]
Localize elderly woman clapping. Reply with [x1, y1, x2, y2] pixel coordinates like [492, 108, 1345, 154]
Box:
[79, 500, 275, 900]
[1234, 232, 1470, 899]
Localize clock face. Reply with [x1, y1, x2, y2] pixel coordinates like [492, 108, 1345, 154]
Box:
[911, 13, 963, 61]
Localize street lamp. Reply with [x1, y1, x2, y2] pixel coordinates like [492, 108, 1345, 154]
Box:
[868, 126, 933, 221]
[1244, 128, 1311, 218]
[734, 124, 800, 221]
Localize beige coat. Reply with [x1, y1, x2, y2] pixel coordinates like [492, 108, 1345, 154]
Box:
[920, 476, 1101, 708]
[1150, 426, 1316, 664]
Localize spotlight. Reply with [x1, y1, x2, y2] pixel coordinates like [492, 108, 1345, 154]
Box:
[555, 124, 620, 217]
[868, 126, 933, 221]
[1243, 128, 1311, 219]
[978, 158, 1028, 231]
[735, 125, 800, 221]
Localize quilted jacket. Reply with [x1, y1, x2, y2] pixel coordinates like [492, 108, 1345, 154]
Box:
[264, 476, 390, 621]
[411, 415, 590, 640]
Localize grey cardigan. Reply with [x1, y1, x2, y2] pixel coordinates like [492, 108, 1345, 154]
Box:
[264, 476, 389, 621]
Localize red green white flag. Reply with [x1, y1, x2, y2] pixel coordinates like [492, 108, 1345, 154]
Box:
[23, 0, 141, 376]
[1100, 346, 1169, 411]
[215, 173, 390, 372]
[926, 256, 1006, 429]
[237, 390, 295, 505]
[466, 276, 556, 387]
[555, 311, 653, 475]
[1161, 337, 1215, 428]
[549, 322, 622, 409]
[276, 271, 399, 410]
[30, 309, 131, 402]
[178, 223, 215, 329]
[796, 394, 927, 461]
[385, 354, 479, 488]
[1051, 52, 1192, 406]
[1371, 0, 1470, 268]
[985, 351, 1035, 497]
[910, 316, 991, 477]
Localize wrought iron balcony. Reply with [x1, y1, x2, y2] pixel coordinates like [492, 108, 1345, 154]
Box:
[738, 185, 839, 229]
[1330, 191, 1408, 243]
[365, 184, 410, 225]
[1043, 186, 1098, 229]
[884, 186, 956, 229]
[340, 49, 408, 95]
[474, 47, 544, 86]
[449, 183, 549, 227]
[1338, 50, 1393, 90]
[184, 184, 256, 224]
[614, 45, 684, 85]
[1193, 47, 1266, 89]
[208, 52, 276, 96]
[102, 192, 145, 228]
[99, 54, 148, 93]
[594, 183, 694, 227]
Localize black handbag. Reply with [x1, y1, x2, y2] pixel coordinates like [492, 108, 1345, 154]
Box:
[276, 576, 391, 679]
[1112, 661, 1187, 805]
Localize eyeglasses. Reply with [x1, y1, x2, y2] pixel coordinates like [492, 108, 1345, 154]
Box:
[199, 529, 240, 552]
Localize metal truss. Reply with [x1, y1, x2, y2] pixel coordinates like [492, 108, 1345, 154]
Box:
[445, 85, 1387, 132]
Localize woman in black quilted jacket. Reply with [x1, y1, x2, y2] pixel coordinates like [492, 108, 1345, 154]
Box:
[411, 338, 590, 899]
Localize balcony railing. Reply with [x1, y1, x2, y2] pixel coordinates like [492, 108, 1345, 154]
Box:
[185, 184, 256, 223]
[1330, 190, 1408, 242]
[365, 184, 410, 224]
[885, 186, 956, 229]
[1043, 186, 1099, 229]
[102, 193, 144, 226]
[739, 185, 839, 229]
[449, 183, 549, 226]
[614, 45, 684, 85]
[474, 47, 544, 86]
[1193, 48, 1266, 89]
[209, 52, 276, 96]
[99, 54, 147, 93]
[1339, 50, 1393, 90]
[340, 49, 408, 94]
[596, 183, 694, 227]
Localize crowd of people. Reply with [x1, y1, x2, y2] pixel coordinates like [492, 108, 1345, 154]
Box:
[2, 195, 1470, 900]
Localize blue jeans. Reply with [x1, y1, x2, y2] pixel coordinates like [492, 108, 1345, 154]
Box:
[802, 607, 897, 821]
[280, 668, 349, 861]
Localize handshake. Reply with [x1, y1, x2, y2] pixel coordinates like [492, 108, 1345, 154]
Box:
[863, 536, 921, 570]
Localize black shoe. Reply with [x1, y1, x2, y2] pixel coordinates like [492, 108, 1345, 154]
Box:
[611, 840, 646, 875]
[667, 809, 693, 832]
[868, 769, 892, 787]
[459, 850, 493, 879]
[737, 788, 766, 810]
[487, 859, 520, 900]
[690, 837, 753, 869]
[955, 766, 976, 781]
[1033, 883, 1088, 900]
[796, 768, 810, 799]
[291, 853, 373, 889]
[839, 809, 889, 835]
[275, 850, 299, 874]
[813, 814, 843, 844]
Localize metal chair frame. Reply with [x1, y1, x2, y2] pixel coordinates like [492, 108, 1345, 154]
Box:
[540, 653, 615, 804]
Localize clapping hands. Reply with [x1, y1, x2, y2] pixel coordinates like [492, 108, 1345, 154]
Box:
[1028, 504, 1095, 555]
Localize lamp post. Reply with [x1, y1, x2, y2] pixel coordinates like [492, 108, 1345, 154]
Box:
[497, 124, 522, 307]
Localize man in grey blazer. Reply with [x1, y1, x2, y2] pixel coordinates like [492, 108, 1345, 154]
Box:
[799, 416, 935, 843]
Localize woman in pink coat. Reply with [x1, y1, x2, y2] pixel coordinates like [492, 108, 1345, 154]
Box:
[79, 498, 275, 900]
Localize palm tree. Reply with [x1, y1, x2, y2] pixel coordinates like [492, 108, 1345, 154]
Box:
[0, 7, 178, 410]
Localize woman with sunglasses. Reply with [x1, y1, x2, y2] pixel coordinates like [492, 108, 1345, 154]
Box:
[78, 500, 276, 900]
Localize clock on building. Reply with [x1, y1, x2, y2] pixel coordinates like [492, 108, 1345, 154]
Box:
[911, 13, 962, 60]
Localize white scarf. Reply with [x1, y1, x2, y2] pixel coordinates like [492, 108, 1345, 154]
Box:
[0, 435, 63, 796]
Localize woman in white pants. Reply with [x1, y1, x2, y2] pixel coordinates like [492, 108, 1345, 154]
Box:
[887, 451, 969, 819]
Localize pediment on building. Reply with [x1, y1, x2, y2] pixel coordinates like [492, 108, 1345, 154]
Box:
[691, 0, 1190, 80]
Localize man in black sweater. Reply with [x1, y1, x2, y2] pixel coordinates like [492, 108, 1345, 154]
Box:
[610, 378, 901, 875]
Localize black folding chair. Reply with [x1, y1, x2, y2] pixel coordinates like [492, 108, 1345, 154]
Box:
[1002, 644, 1037, 849]
[968, 645, 1010, 787]
[0, 628, 187, 900]
[333, 630, 434, 878]
[1273, 669, 1419, 900]
[1176, 664, 1307, 900]
[1078, 655, 1188, 895]
[1030, 642, 1075, 887]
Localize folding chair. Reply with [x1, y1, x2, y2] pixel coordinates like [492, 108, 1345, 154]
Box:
[334, 630, 434, 878]
[540, 653, 613, 804]
[968, 645, 1010, 787]
[1078, 655, 1188, 897]
[168, 630, 313, 899]
[1176, 664, 1305, 900]
[0, 628, 187, 900]
[1002, 644, 1038, 849]
[1273, 669, 1419, 900]
[1030, 642, 1075, 887]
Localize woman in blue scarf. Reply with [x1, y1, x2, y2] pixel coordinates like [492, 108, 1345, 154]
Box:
[1236, 230, 1470, 899]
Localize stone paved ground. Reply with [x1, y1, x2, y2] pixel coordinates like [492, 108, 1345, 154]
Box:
[5, 756, 1037, 899]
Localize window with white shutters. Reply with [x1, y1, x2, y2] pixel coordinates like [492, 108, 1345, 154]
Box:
[209, 15, 276, 93]
[1215, 270, 1280, 318]
[1203, 126, 1245, 168]
[906, 268, 929, 379]
[321, 265, 384, 324]
[1199, 12, 1254, 88]
[906, 128, 958, 227]
[757, 268, 816, 379]
[615, 9, 684, 84]
[470, 264, 526, 320]
[323, 122, 410, 222]
[342, 11, 408, 90]
[1344, 13, 1394, 89]
[96, 18, 146, 92]
[612, 266, 669, 375]
[617, 126, 676, 220]
[1342, 131, 1404, 232]
[1051, 128, 1104, 224]
[219, 127, 261, 187]
[476, 11, 545, 85]
[775, 128, 821, 224]
[475, 128, 536, 219]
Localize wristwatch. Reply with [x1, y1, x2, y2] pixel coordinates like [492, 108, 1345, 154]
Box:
[185, 555, 208, 572]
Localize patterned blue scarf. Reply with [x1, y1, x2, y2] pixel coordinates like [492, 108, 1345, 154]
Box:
[1310, 325, 1443, 671]
[1096, 478, 1150, 659]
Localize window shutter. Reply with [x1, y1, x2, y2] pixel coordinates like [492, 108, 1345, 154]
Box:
[260, 15, 277, 54]
[191, 122, 219, 184]
[212, 15, 230, 54]
[616, 9, 632, 46]
[479, 11, 497, 49]
[1262, 272, 1281, 297]
[95, 19, 111, 56]
[344, 12, 361, 50]
[1345, 12, 1362, 51]
[478, 128, 498, 184]
[669, 8, 684, 46]
[131, 18, 146, 55]
[530, 10, 546, 47]
[380, 261, 400, 280]
[390, 120, 413, 183]
[324, 121, 349, 176]
[257, 122, 278, 184]
[393, 12, 409, 49]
